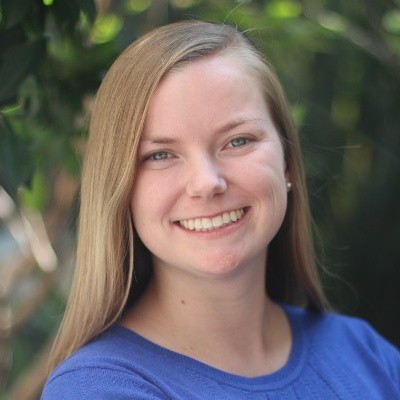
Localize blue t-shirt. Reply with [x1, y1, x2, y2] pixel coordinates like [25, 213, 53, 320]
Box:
[41, 304, 400, 399]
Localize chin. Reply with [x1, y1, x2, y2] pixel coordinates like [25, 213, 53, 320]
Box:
[194, 252, 246, 278]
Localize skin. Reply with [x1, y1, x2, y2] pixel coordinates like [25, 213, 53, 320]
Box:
[122, 52, 292, 377]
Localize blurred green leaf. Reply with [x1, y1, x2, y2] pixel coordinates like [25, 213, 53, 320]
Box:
[314, 11, 349, 34]
[1, 103, 22, 116]
[125, 0, 152, 14]
[291, 104, 306, 127]
[266, 0, 302, 19]
[18, 169, 49, 211]
[382, 9, 400, 35]
[92, 14, 123, 44]
[0, 39, 46, 104]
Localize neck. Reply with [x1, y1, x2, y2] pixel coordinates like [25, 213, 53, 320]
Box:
[122, 256, 292, 377]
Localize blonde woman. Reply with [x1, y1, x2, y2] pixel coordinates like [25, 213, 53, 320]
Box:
[42, 21, 400, 399]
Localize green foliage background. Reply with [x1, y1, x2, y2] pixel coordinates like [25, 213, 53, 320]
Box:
[0, 0, 399, 398]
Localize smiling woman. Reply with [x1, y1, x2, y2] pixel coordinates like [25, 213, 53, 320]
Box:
[131, 52, 289, 279]
[41, 20, 400, 399]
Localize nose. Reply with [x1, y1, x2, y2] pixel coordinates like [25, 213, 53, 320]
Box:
[185, 155, 227, 199]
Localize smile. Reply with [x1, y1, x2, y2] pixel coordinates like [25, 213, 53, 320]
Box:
[178, 208, 245, 231]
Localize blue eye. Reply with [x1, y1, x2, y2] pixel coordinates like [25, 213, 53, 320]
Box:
[147, 151, 171, 161]
[229, 137, 249, 147]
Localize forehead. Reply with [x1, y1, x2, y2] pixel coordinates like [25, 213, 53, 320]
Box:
[168, 51, 261, 90]
[142, 53, 268, 134]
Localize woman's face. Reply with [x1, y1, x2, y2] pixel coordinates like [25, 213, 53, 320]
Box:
[131, 53, 290, 279]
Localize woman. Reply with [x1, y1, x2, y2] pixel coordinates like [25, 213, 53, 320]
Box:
[42, 21, 400, 399]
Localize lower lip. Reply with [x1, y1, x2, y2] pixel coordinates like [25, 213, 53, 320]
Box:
[174, 208, 249, 238]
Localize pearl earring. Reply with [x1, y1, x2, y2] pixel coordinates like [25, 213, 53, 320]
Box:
[287, 182, 292, 190]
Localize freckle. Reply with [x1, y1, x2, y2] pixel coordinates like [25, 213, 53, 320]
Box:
[180, 300, 186, 305]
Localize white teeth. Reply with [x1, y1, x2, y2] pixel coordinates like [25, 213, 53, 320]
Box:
[201, 218, 213, 229]
[230, 211, 238, 222]
[222, 213, 231, 223]
[179, 208, 245, 231]
[212, 215, 223, 228]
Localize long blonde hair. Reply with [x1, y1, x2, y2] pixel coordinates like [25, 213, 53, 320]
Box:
[49, 20, 329, 372]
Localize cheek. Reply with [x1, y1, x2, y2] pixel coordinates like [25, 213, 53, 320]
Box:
[130, 172, 174, 230]
[244, 153, 287, 192]
[244, 156, 288, 216]
[130, 176, 153, 232]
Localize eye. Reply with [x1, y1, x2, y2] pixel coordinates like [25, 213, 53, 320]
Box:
[145, 151, 173, 162]
[227, 137, 252, 148]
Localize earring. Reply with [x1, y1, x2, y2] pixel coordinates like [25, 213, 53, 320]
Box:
[287, 182, 292, 190]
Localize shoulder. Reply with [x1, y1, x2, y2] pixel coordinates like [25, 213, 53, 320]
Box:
[41, 326, 168, 400]
[284, 302, 392, 341]
[283, 304, 400, 382]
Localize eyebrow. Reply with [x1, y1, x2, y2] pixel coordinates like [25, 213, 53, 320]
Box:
[142, 117, 264, 144]
[216, 117, 264, 135]
[141, 137, 178, 144]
